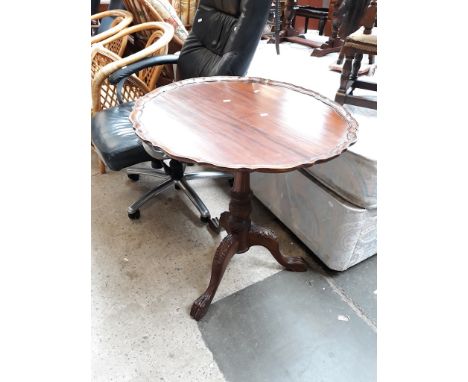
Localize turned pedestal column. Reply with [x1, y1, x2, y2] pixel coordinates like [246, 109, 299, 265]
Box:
[190, 171, 308, 320]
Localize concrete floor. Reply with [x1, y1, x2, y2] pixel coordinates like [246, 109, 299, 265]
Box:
[92, 35, 377, 381]
[199, 256, 377, 382]
[92, 158, 310, 381]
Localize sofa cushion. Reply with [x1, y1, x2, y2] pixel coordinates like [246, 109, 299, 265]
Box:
[345, 27, 377, 54]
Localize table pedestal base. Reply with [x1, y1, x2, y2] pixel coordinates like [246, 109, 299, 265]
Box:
[190, 171, 308, 321]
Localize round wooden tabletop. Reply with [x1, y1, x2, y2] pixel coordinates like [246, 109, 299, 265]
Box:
[130, 77, 358, 173]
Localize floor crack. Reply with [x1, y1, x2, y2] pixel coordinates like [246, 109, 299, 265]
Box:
[323, 275, 377, 333]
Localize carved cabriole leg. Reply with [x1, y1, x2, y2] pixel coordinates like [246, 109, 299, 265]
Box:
[248, 224, 307, 271]
[190, 235, 239, 320]
[191, 171, 252, 320]
[191, 171, 308, 320]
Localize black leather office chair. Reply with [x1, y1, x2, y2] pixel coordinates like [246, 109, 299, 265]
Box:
[92, 0, 271, 232]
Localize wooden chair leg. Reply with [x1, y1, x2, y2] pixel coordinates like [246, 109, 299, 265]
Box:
[318, 17, 326, 35]
[351, 52, 363, 80]
[337, 51, 345, 65]
[338, 52, 354, 93]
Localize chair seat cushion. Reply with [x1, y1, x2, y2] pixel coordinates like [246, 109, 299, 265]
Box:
[346, 31, 377, 54]
[91, 102, 153, 171]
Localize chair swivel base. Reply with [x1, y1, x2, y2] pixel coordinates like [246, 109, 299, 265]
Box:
[126, 164, 233, 233]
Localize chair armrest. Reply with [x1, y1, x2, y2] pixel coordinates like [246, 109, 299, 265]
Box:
[108, 54, 180, 85]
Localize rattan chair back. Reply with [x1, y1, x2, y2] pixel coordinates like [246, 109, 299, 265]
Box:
[91, 10, 134, 56]
[123, 0, 185, 48]
[91, 21, 174, 114]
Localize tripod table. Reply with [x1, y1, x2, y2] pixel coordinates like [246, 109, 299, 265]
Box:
[130, 76, 358, 320]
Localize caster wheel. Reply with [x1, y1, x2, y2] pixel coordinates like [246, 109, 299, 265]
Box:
[175, 183, 181, 190]
[128, 210, 140, 220]
[208, 217, 221, 234]
[128, 174, 139, 182]
[228, 178, 234, 187]
[151, 160, 163, 169]
[200, 216, 210, 223]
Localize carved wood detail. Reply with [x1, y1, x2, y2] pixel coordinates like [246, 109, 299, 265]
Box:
[129, 77, 359, 320]
[130, 77, 358, 173]
[190, 172, 308, 320]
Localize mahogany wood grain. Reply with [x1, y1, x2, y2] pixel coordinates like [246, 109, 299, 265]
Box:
[130, 76, 358, 320]
[130, 77, 358, 173]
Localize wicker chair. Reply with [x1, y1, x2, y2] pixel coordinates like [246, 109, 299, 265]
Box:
[123, 0, 188, 51]
[91, 22, 174, 172]
[91, 10, 134, 56]
[171, 0, 200, 29]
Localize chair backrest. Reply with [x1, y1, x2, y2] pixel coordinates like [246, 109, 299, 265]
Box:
[91, 9, 134, 54]
[177, 0, 271, 80]
[95, 0, 126, 34]
[337, 0, 371, 39]
[123, 0, 188, 49]
[362, 0, 377, 35]
[91, 22, 174, 113]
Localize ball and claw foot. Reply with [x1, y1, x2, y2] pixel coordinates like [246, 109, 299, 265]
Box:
[191, 234, 238, 320]
[190, 292, 213, 320]
[283, 255, 308, 272]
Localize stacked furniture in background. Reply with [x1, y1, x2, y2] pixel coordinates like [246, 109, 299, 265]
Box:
[335, 0, 377, 109]
[91, 22, 174, 173]
[170, 0, 200, 29]
[123, 0, 189, 51]
[91, 0, 272, 231]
